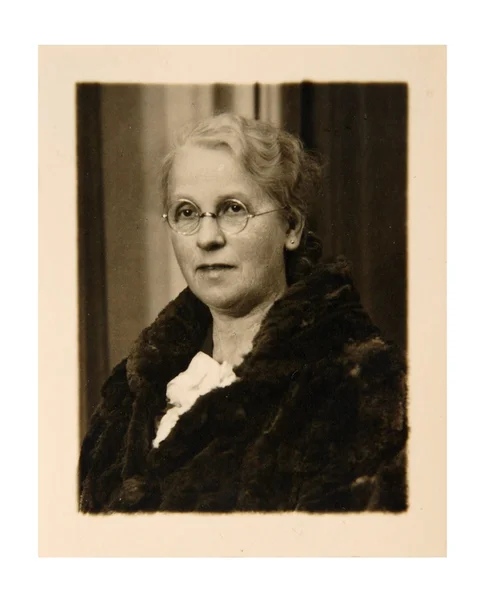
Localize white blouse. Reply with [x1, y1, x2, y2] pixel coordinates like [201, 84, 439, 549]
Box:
[152, 352, 238, 448]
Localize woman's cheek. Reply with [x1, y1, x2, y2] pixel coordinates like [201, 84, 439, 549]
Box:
[172, 241, 193, 279]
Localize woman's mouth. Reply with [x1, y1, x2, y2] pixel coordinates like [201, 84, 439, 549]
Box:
[196, 264, 236, 279]
[197, 264, 235, 271]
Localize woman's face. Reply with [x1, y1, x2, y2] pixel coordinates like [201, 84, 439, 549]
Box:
[167, 144, 299, 316]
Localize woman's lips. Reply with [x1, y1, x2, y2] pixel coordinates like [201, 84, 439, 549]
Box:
[196, 265, 236, 279]
[197, 264, 235, 271]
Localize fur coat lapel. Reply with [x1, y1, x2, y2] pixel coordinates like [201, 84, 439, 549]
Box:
[126, 256, 373, 389]
[123, 256, 373, 449]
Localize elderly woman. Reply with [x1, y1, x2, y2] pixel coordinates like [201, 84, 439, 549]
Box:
[79, 113, 408, 513]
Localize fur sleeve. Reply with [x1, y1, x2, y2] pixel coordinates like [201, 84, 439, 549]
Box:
[295, 337, 408, 512]
[78, 359, 134, 513]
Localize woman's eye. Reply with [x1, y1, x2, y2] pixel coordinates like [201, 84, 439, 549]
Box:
[222, 201, 247, 215]
[175, 205, 197, 220]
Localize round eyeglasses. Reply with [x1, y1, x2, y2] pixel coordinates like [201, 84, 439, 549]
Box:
[162, 198, 284, 236]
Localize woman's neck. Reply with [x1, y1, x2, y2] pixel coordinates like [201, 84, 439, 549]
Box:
[210, 293, 281, 367]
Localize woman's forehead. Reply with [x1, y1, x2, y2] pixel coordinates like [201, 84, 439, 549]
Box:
[172, 144, 240, 174]
[170, 144, 257, 196]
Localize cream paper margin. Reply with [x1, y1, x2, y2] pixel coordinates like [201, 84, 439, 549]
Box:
[38, 45, 446, 557]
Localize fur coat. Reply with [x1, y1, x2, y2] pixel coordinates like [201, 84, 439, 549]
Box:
[79, 257, 408, 513]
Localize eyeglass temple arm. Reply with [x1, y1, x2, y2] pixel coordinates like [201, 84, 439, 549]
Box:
[249, 207, 285, 218]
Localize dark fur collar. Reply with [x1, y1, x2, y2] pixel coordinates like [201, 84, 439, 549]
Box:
[125, 256, 378, 398]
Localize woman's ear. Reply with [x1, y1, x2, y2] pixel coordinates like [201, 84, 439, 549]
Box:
[285, 210, 305, 250]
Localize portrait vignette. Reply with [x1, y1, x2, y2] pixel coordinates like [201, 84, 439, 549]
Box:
[38, 46, 446, 557]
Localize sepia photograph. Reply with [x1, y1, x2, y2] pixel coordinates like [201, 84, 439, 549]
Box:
[38, 46, 446, 556]
[77, 83, 408, 513]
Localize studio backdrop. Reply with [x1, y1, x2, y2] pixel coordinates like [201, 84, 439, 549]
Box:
[77, 82, 407, 439]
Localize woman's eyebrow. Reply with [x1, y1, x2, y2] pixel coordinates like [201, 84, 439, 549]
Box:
[170, 192, 252, 205]
[171, 194, 196, 202]
[215, 192, 251, 203]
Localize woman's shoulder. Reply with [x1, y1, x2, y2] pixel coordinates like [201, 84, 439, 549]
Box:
[338, 334, 406, 382]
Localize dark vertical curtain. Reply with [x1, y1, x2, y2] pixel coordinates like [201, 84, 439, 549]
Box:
[77, 84, 110, 438]
[281, 83, 407, 351]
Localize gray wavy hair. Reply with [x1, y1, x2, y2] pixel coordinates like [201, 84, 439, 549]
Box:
[158, 113, 324, 284]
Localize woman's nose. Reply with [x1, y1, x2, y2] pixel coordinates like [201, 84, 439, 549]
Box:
[195, 214, 226, 249]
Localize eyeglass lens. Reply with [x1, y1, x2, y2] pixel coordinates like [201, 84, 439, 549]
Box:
[167, 199, 250, 234]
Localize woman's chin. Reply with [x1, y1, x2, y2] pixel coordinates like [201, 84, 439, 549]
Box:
[198, 292, 241, 312]
[190, 284, 248, 314]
